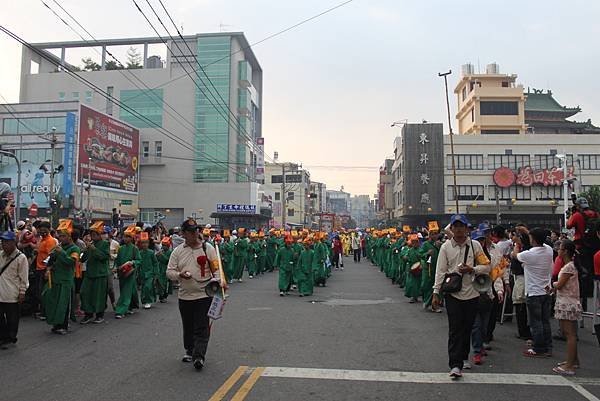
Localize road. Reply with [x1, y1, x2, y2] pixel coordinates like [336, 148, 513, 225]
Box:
[1, 256, 600, 401]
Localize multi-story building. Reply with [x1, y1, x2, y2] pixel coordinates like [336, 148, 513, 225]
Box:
[263, 162, 310, 228]
[17, 32, 264, 226]
[308, 181, 327, 228]
[349, 194, 372, 228]
[376, 159, 395, 223]
[392, 135, 402, 219]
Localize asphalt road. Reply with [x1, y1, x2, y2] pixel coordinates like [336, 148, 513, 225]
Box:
[1, 256, 599, 401]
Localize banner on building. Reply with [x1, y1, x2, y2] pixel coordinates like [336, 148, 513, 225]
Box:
[0, 159, 62, 210]
[256, 137, 265, 181]
[62, 112, 76, 197]
[78, 104, 140, 193]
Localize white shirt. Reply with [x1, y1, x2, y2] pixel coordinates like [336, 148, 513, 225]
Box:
[166, 241, 220, 300]
[0, 249, 29, 303]
[495, 239, 512, 257]
[517, 244, 553, 297]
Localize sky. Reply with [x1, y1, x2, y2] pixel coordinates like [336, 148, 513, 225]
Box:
[1, 0, 600, 197]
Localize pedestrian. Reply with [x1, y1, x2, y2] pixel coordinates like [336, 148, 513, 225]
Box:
[420, 228, 441, 312]
[0, 231, 28, 349]
[332, 235, 343, 270]
[32, 221, 55, 319]
[166, 218, 223, 371]
[432, 214, 491, 379]
[404, 234, 422, 304]
[43, 220, 80, 335]
[296, 238, 314, 297]
[266, 230, 278, 273]
[79, 221, 110, 324]
[138, 232, 158, 310]
[517, 227, 554, 358]
[104, 227, 119, 310]
[156, 237, 173, 303]
[275, 235, 296, 296]
[114, 226, 141, 319]
[312, 233, 328, 287]
[247, 232, 259, 279]
[510, 231, 532, 341]
[550, 240, 581, 376]
[232, 228, 248, 282]
[361, 233, 367, 258]
[352, 233, 361, 263]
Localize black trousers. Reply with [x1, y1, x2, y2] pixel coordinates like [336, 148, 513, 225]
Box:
[353, 249, 361, 262]
[0, 302, 20, 343]
[445, 295, 478, 370]
[515, 303, 532, 339]
[361, 247, 366, 258]
[32, 269, 46, 315]
[178, 297, 212, 360]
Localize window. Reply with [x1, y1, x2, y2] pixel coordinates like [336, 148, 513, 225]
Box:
[155, 141, 162, 157]
[481, 130, 519, 135]
[72, 92, 79, 101]
[580, 155, 600, 170]
[287, 192, 295, 201]
[85, 91, 92, 104]
[119, 89, 164, 128]
[287, 208, 295, 217]
[534, 186, 563, 201]
[447, 185, 484, 201]
[488, 154, 530, 170]
[271, 175, 283, 184]
[502, 81, 509, 87]
[275, 192, 280, 201]
[489, 185, 531, 201]
[447, 154, 483, 170]
[534, 154, 573, 170]
[106, 86, 114, 115]
[59, 92, 65, 102]
[471, 108, 474, 122]
[286, 174, 302, 183]
[142, 141, 149, 158]
[462, 87, 467, 102]
[480, 101, 518, 115]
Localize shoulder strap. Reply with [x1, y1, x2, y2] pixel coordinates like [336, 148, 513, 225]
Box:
[0, 251, 22, 277]
[463, 245, 470, 265]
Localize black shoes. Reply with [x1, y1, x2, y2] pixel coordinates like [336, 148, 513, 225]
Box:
[193, 358, 205, 371]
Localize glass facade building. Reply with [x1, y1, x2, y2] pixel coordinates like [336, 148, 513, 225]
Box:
[119, 88, 164, 128]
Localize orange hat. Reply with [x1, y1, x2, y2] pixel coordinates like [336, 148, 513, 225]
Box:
[202, 228, 210, 236]
[238, 228, 246, 234]
[223, 229, 231, 238]
[161, 237, 171, 246]
[258, 231, 265, 238]
[56, 219, 73, 235]
[284, 235, 293, 244]
[90, 221, 104, 234]
[124, 225, 137, 237]
[408, 234, 419, 242]
[139, 232, 149, 242]
[215, 234, 222, 242]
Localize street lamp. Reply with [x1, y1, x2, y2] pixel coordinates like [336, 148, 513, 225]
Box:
[556, 154, 571, 228]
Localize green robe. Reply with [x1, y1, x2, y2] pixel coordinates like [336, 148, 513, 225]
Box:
[312, 241, 328, 286]
[266, 236, 278, 272]
[114, 243, 141, 315]
[233, 238, 249, 280]
[247, 241, 259, 276]
[43, 243, 79, 326]
[257, 239, 267, 273]
[80, 239, 109, 314]
[297, 249, 314, 295]
[292, 243, 304, 284]
[156, 248, 173, 300]
[404, 247, 422, 299]
[419, 240, 440, 307]
[398, 246, 409, 288]
[220, 241, 234, 282]
[390, 240, 404, 283]
[275, 246, 297, 292]
[139, 248, 158, 304]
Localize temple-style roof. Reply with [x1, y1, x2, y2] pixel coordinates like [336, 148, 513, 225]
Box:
[525, 89, 581, 118]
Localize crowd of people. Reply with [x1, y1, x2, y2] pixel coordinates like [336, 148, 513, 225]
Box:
[362, 197, 600, 379]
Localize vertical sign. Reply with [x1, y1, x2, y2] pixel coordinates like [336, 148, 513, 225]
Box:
[62, 112, 76, 197]
[256, 137, 265, 181]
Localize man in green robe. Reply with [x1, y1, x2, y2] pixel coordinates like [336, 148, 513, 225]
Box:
[274, 237, 297, 296]
[257, 234, 267, 274]
[114, 229, 141, 319]
[291, 238, 304, 288]
[219, 235, 234, 283]
[419, 230, 442, 312]
[266, 231, 278, 272]
[404, 235, 422, 303]
[156, 237, 173, 303]
[139, 236, 159, 309]
[247, 234, 259, 279]
[296, 240, 314, 296]
[232, 229, 249, 282]
[312, 235, 328, 287]
[43, 220, 79, 334]
[80, 222, 110, 324]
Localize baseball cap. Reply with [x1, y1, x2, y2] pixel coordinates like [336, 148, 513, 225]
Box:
[181, 218, 199, 232]
[449, 214, 469, 227]
[0, 231, 16, 241]
[478, 222, 491, 232]
[576, 197, 590, 209]
[471, 229, 485, 241]
[16, 221, 26, 230]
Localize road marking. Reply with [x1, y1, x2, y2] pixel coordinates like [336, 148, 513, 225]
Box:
[247, 307, 273, 311]
[207, 366, 248, 401]
[261, 367, 600, 401]
[230, 367, 265, 401]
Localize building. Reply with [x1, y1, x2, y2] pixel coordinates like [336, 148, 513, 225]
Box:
[392, 136, 402, 219]
[377, 159, 394, 222]
[349, 194, 372, 228]
[326, 189, 351, 215]
[263, 162, 311, 228]
[308, 181, 327, 228]
[455, 63, 527, 135]
[525, 89, 600, 135]
[18, 32, 264, 226]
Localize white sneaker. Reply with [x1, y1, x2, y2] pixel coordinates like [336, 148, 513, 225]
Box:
[144, 303, 151, 309]
[238, 279, 243, 283]
[249, 275, 253, 279]
[462, 360, 472, 370]
[449, 367, 462, 378]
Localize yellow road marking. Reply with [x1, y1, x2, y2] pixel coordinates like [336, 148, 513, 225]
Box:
[230, 367, 265, 401]
[207, 365, 249, 401]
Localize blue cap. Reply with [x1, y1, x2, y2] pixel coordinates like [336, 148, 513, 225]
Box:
[471, 229, 485, 241]
[103, 226, 113, 234]
[449, 214, 469, 226]
[478, 222, 491, 232]
[0, 231, 16, 241]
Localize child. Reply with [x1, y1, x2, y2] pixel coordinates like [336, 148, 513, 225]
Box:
[550, 240, 582, 376]
[155, 237, 173, 303]
[138, 233, 158, 309]
[296, 238, 314, 297]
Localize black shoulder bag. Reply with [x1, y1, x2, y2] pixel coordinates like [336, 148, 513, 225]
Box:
[441, 245, 469, 294]
[0, 251, 22, 277]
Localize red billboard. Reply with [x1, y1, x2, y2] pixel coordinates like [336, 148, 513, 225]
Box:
[78, 105, 140, 193]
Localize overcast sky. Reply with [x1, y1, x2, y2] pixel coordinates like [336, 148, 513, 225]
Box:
[1, 0, 599, 196]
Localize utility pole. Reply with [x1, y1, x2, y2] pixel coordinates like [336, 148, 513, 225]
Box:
[15, 135, 23, 224]
[48, 127, 57, 227]
[495, 186, 501, 225]
[86, 159, 93, 228]
[281, 163, 286, 228]
[439, 70, 460, 214]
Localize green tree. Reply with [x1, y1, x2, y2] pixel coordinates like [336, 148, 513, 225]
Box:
[81, 57, 101, 71]
[126, 47, 142, 69]
[580, 186, 600, 212]
[105, 60, 124, 70]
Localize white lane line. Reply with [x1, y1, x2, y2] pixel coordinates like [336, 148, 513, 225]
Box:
[262, 367, 600, 401]
[262, 367, 571, 386]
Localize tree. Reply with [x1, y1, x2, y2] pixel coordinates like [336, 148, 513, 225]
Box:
[580, 186, 600, 212]
[126, 47, 142, 69]
[81, 57, 101, 71]
[105, 60, 124, 70]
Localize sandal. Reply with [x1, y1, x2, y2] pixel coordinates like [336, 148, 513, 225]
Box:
[552, 366, 575, 376]
[558, 361, 580, 369]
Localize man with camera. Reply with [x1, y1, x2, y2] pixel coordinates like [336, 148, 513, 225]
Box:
[166, 218, 225, 371]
